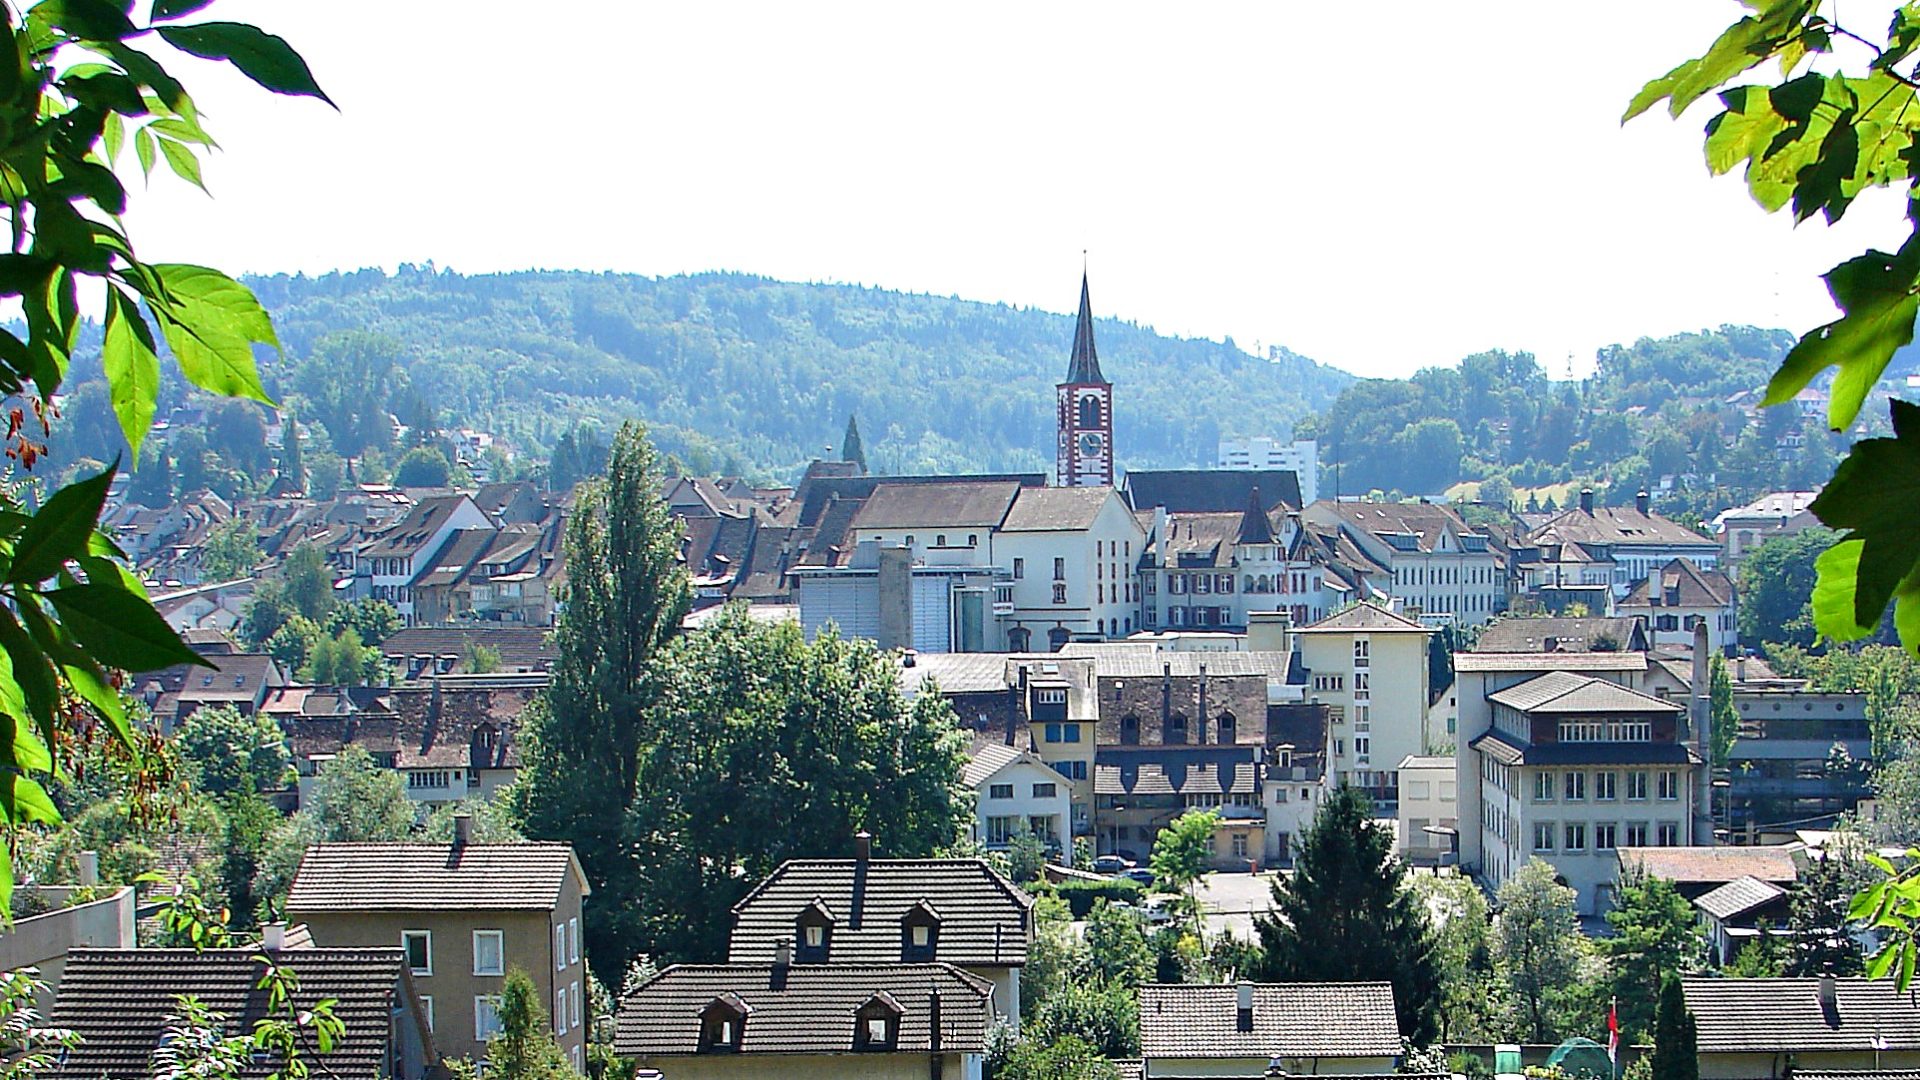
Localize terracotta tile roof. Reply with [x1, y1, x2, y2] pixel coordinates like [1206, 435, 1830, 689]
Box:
[728, 858, 1032, 967]
[1000, 486, 1117, 532]
[287, 842, 583, 912]
[613, 962, 991, 1057]
[1475, 616, 1649, 654]
[1620, 557, 1735, 610]
[1531, 505, 1716, 549]
[49, 947, 425, 1080]
[1138, 982, 1401, 1059]
[1487, 671, 1682, 714]
[1683, 977, 1920, 1053]
[1619, 845, 1802, 887]
[1693, 875, 1789, 921]
[961, 740, 1024, 789]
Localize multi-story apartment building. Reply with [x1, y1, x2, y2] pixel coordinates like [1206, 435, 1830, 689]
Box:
[1216, 436, 1320, 504]
[1293, 603, 1433, 804]
[1301, 501, 1505, 626]
[1528, 490, 1720, 597]
[287, 823, 592, 1069]
[1139, 492, 1336, 632]
[996, 486, 1146, 649]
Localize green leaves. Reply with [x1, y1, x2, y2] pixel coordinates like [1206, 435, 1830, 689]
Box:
[102, 287, 158, 453]
[147, 263, 278, 403]
[1625, 0, 1815, 121]
[1809, 400, 1920, 646]
[44, 580, 208, 671]
[1763, 238, 1920, 429]
[6, 465, 112, 584]
[155, 22, 333, 107]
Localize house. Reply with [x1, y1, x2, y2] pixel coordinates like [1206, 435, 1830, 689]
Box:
[1301, 501, 1506, 626]
[1263, 704, 1329, 866]
[141, 652, 290, 732]
[1526, 490, 1719, 598]
[1396, 755, 1458, 866]
[1684, 975, 1920, 1078]
[1617, 557, 1738, 653]
[1617, 844, 1804, 901]
[963, 737, 1072, 855]
[1096, 745, 1264, 868]
[725, 836, 1032, 1027]
[1693, 875, 1794, 966]
[1714, 489, 1821, 566]
[285, 681, 535, 806]
[47, 945, 437, 1080]
[1138, 491, 1334, 635]
[1294, 603, 1433, 804]
[357, 494, 492, 623]
[1462, 666, 1710, 914]
[613, 960, 992, 1079]
[995, 484, 1145, 648]
[286, 825, 591, 1068]
[1137, 981, 1407, 1077]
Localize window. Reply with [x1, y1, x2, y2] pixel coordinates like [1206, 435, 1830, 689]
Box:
[1626, 771, 1649, 800]
[1564, 823, 1587, 852]
[1564, 771, 1586, 801]
[1595, 772, 1617, 801]
[1658, 771, 1680, 800]
[912, 924, 931, 947]
[1013, 558, 1025, 579]
[1558, 719, 1651, 742]
[1355, 736, 1371, 759]
[804, 923, 826, 948]
[556, 925, 567, 971]
[569, 918, 579, 965]
[1626, 822, 1649, 847]
[1658, 822, 1681, 846]
[475, 996, 504, 1042]
[473, 930, 505, 976]
[1065, 723, 1081, 743]
[988, 783, 1014, 799]
[419, 995, 433, 1032]
[1533, 822, 1555, 852]
[555, 985, 567, 1035]
[1595, 823, 1618, 850]
[570, 981, 580, 1031]
[700, 999, 745, 1053]
[1052, 583, 1067, 604]
[855, 996, 903, 1051]
[1231, 833, 1249, 859]
[1053, 557, 1065, 581]
[1353, 638, 1370, 663]
[1032, 782, 1057, 799]
[1533, 772, 1554, 802]
[986, 816, 1021, 844]
[402, 930, 432, 976]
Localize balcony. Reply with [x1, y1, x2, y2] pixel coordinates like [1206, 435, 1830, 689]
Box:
[992, 576, 1015, 616]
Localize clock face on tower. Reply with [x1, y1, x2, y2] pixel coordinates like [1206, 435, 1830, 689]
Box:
[1078, 432, 1105, 457]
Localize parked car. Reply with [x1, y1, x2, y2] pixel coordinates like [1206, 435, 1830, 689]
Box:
[1093, 855, 1133, 875]
[1142, 897, 1175, 925]
[1121, 867, 1157, 887]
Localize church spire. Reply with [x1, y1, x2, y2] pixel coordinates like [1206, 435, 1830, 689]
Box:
[1236, 486, 1276, 545]
[1065, 272, 1106, 385]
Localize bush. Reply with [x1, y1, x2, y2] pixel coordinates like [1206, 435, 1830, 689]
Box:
[1055, 877, 1143, 919]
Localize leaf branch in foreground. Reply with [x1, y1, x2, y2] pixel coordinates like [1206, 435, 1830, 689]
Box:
[1809, 399, 1920, 646]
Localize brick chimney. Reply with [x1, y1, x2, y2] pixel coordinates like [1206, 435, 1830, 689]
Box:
[453, 812, 472, 848]
[1580, 488, 1595, 515]
[851, 830, 871, 930]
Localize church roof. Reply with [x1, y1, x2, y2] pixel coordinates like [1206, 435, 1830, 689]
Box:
[1236, 486, 1277, 545]
[1064, 272, 1106, 385]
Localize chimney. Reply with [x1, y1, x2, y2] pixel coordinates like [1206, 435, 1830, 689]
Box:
[453, 812, 473, 848]
[1579, 488, 1594, 515]
[851, 831, 871, 930]
[1236, 980, 1254, 1032]
[774, 938, 791, 968]
[929, 988, 943, 1052]
[1736, 654, 1747, 682]
[262, 922, 286, 952]
[1635, 490, 1651, 515]
[77, 850, 98, 887]
[1819, 972, 1838, 1018]
[1198, 664, 1209, 743]
[1691, 620, 1713, 842]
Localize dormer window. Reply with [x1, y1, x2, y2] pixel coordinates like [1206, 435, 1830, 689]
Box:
[901, 900, 940, 961]
[795, 899, 834, 962]
[853, 992, 903, 1051]
[699, 994, 749, 1053]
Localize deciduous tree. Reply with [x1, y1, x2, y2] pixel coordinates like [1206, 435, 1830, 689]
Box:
[1496, 859, 1583, 1044]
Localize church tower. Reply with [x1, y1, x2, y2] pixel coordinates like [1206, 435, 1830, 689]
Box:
[1056, 272, 1113, 487]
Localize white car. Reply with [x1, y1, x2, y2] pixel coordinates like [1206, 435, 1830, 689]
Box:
[1142, 897, 1175, 925]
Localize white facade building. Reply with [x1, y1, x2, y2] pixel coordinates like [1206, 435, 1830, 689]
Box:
[1302, 501, 1505, 626]
[1293, 603, 1433, 804]
[963, 739, 1073, 854]
[1217, 437, 1319, 504]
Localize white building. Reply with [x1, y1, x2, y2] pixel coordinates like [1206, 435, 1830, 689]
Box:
[1616, 557, 1739, 654]
[996, 486, 1146, 650]
[356, 494, 491, 624]
[962, 738, 1073, 854]
[1293, 603, 1434, 804]
[1302, 501, 1505, 626]
[1218, 437, 1320, 504]
[1396, 754, 1458, 865]
[1713, 489, 1821, 566]
[1527, 490, 1721, 597]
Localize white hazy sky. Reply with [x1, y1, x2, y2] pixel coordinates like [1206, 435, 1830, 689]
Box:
[117, 1, 1912, 380]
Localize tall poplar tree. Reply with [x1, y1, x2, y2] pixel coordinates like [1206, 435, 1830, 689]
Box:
[1252, 787, 1442, 1044]
[1648, 975, 1698, 1080]
[514, 421, 691, 981]
[842, 414, 867, 474]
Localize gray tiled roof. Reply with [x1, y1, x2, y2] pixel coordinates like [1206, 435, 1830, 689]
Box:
[1124, 469, 1303, 514]
[851, 481, 1021, 530]
[49, 947, 424, 1080]
[1138, 982, 1401, 1059]
[1453, 652, 1648, 673]
[728, 858, 1032, 967]
[1531, 505, 1716, 549]
[1683, 977, 1920, 1053]
[1475, 616, 1648, 654]
[1095, 746, 1261, 796]
[1487, 671, 1682, 715]
[1295, 603, 1430, 634]
[1620, 845, 1802, 886]
[1001, 486, 1116, 532]
[287, 842, 583, 912]
[614, 962, 991, 1057]
[1693, 875, 1788, 921]
[961, 740, 1024, 789]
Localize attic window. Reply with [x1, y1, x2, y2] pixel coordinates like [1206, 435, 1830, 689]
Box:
[795, 900, 834, 962]
[699, 996, 748, 1054]
[853, 993, 903, 1051]
[901, 901, 941, 961]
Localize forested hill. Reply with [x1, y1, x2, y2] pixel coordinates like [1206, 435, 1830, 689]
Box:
[244, 266, 1353, 481]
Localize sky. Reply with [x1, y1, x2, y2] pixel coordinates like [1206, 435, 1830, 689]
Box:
[117, 1, 1914, 380]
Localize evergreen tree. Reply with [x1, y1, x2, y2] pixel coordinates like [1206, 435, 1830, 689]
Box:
[513, 421, 690, 983]
[1648, 975, 1698, 1080]
[488, 970, 577, 1080]
[1603, 866, 1705, 1039]
[842, 413, 867, 474]
[279, 408, 306, 492]
[1252, 786, 1442, 1044]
